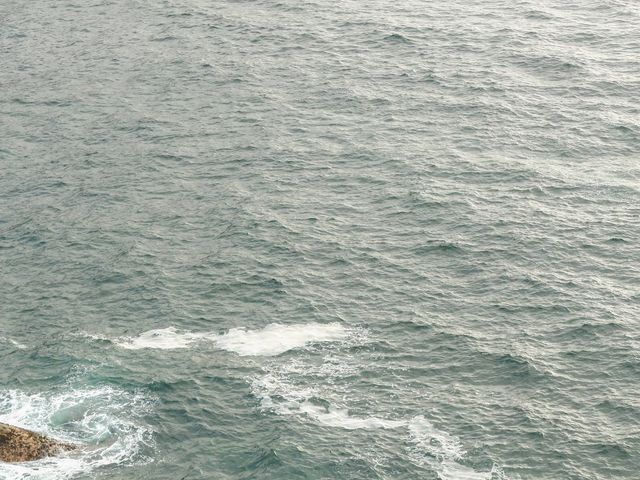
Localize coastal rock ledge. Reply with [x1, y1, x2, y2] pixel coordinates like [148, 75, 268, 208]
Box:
[0, 422, 76, 462]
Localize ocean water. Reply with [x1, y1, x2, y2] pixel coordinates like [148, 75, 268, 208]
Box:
[1, 0, 639, 478]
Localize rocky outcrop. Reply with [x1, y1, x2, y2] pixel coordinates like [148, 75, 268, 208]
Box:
[0, 422, 76, 462]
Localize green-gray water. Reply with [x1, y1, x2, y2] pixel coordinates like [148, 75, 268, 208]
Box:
[1, 0, 639, 478]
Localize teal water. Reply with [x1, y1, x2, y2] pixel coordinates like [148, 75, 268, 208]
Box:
[1, 0, 639, 478]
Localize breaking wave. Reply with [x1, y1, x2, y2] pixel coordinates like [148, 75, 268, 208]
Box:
[0, 386, 154, 480]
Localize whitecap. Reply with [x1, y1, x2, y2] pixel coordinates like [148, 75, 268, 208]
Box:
[300, 403, 406, 430]
[0, 336, 26, 349]
[215, 322, 349, 356]
[251, 373, 404, 430]
[252, 373, 493, 478]
[114, 322, 351, 356]
[251, 372, 318, 415]
[114, 327, 204, 350]
[408, 415, 492, 480]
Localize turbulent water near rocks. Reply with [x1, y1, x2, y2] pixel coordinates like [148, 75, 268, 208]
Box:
[1, 0, 639, 478]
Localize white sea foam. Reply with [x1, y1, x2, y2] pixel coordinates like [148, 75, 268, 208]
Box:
[251, 373, 319, 415]
[0, 387, 153, 480]
[409, 415, 465, 460]
[0, 336, 26, 349]
[114, 322, 351, 356]
[113, 321, 494, 479]
[115, 327, 204, 350]
[215, 322, 349, 356]
[252, 369, 494, 479]
[409, 415, 493, 480]
[300, 403, 406, 430]
[251, 372, 405, 430]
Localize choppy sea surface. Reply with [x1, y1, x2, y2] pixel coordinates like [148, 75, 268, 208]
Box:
[1, 0, 639, 478]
